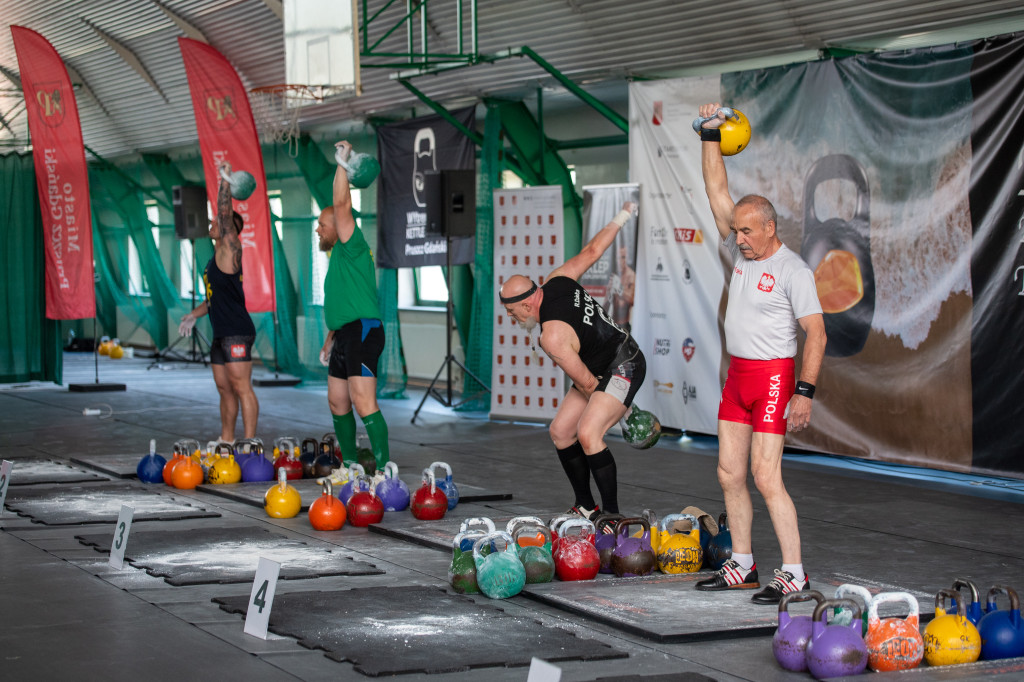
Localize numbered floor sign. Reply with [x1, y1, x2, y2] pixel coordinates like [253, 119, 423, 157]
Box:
[109, 504, 135, 569]
[0, 460, 12, 516]
[244, 557, 281, 639]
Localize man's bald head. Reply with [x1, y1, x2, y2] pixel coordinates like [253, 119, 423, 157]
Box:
[500, 275, 535, 303]
[500, 274, 541, 331]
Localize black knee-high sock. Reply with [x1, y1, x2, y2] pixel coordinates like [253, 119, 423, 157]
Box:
[556, 441, 596, 509]
[588, 448, 618, 514]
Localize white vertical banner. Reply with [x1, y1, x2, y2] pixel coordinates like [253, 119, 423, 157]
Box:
[490, 186, 565, 422]
[629, 77, 726, 435]
[579, 184, 640, 331]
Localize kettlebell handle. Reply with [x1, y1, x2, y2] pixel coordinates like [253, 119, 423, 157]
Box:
[428, 461, 453, 480]
[353, 474, 376, 497]
[659, 513, 698, 535]
[867, 591, 919, 623]
[460, 516, 496, 534]
[559, 517, 596, 538]
[512, 522, 552, 546]
[779, 589, 826, 615]
[506, 515, 546, 536]
[814, 597, 861, 624]
[321, 479, 333, 496]
[951, 577, 980, 603]
[803, 153, 870, 230]
[985, 585, 1020, 613]
[691, 106, 737, 133]
[615, 516, 650, 538]
[472, 530, 513, 561]
[936, 588, 966, 617]
[383, 461, 399, 479]
[420, 467, 437, 493]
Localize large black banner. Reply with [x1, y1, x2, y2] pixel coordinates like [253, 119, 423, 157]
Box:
[968, 34, 1024, 475]
[376, 107, 476, 268]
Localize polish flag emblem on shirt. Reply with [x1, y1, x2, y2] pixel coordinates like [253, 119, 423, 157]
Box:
[758, 273, 776, 292]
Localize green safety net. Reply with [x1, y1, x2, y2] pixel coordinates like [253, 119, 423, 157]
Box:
[0, 152, 62, 383]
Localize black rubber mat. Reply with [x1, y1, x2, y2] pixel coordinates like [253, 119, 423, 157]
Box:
[520, 571, 935, 643]
[196, 475, 510, 512]
[71, 453, 145, 479]
[215, 585, 626, 676]
[6, 458, 109, 485]
[596, 675, 718, 682]
[368, 513, 541, 552]
[2, 482, 220, 525]
[75, 526, 383, 585]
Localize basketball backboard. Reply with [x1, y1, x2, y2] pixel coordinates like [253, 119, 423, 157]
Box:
[284, 0, 361, 97]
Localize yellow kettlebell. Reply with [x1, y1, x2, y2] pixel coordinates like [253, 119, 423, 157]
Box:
[655, 513, 703, 574]
[98, 335, 112, 356]
[924, 588, 981, 666]
[109, 339, 124, 359]
[264, 468, 302, 518]
[207, 445, 242, 485]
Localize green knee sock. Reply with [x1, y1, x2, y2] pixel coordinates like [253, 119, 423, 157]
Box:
[360, 410, 390, 468]
[332, 411, 358, 465]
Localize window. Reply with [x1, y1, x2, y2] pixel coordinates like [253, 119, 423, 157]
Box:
[311, 189, 362, 306]
[268, 190, 283, 240]
[128, 204, 162, 296]
[414, 266, 449, 306]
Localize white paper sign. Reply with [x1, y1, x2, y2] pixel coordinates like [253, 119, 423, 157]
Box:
[244, 557, 281, 639]
[0, 460, 12, 517]
[109, 504, 134, 569]
[527, 657, 562, 682]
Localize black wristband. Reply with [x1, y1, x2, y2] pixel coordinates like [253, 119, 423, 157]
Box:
[794, 381, 815, 399]
[700, 128, 722, 142]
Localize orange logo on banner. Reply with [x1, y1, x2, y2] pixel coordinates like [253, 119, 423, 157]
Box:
[35, 84, 65, 126]
[674, 227, 705, 244]
[204, 89, 238, 129]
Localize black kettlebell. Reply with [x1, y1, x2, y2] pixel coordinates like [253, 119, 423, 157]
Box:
[800, 154, 875, 357]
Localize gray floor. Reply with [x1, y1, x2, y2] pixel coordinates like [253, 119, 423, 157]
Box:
[2, 352, 1023, 681]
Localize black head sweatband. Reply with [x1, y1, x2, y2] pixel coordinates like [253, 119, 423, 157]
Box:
[499, 281, 538, 305]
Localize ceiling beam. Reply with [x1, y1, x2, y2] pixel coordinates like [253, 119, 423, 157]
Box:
[152, 1, 210, 44]
[83, 18, 169, 103]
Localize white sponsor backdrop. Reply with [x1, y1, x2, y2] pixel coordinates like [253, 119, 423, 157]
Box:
[490, 186, 566, 422]
[629, 77, 725, 435]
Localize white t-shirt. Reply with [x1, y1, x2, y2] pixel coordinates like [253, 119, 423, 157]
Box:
[723, 235, 822, 360]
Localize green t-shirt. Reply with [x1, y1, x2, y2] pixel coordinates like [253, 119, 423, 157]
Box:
[324, 227, 381, 329]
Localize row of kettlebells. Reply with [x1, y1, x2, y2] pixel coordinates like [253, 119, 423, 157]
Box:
[772, 578, 1024, 680]
[264, 461, 460, 523]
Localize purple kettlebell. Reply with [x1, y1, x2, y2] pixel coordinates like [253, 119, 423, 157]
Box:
[595, 514, 624, 574]
[609, 517, 656, 577]
[772, 590, 826, 671]
[337, 463, 366, 504]
[239, 440, 274, 482]
[806, 597, 869, 680]
[375, 462, 410, 511]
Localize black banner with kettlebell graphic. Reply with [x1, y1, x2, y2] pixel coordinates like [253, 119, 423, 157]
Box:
[630, 32, 1024, 477]
[375, 107, 476, 268]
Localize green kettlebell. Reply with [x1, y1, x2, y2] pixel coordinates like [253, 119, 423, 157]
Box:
[473, 531, 526, 599]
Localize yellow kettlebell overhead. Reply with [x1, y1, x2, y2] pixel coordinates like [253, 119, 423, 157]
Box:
[692, 106, 752, 156]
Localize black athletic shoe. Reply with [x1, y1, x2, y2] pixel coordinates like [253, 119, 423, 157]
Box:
[751, 569, 810, 604]
[694, 559, 760, 591]
[566, 504, 600, 521]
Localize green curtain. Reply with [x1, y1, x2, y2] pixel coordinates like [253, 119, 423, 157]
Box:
[0, 152, 62, 383]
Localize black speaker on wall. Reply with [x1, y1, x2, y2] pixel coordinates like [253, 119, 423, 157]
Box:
[173, 185, 209, 241]
[424, 169, 476, 237]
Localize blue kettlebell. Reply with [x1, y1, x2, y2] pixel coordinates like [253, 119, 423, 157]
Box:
[239, 440, 275, 482]
[978, 585, 1024, 660]
[706, 512, 732, 570]
[429, 461, 459, 510]
[337, 463, 366, 504]
[232, 437, 262, 467]
[136, 438, 167, 483]
[949, 578, 983, 625]
[473, 531, 526, 599]
[374, 462, 410, 511]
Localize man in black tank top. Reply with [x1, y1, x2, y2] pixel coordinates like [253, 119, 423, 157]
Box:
[177, 161, 260, 442]
[499, 201, 645, 526]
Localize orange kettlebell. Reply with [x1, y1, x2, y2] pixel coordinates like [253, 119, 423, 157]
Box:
[308, 479, 346, 531]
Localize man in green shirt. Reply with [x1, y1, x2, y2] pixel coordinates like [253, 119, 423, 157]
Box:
[317, 141, 390, 472]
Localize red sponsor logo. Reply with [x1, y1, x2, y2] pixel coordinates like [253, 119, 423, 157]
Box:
[673, 228, 704, 244]
[682, 338, 695, 362]
[735, 267, 743, 275]
[230, 344, 246, 358]
[758, 273, 776, 292]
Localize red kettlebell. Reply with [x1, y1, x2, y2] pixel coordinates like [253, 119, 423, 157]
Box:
[554, 518, 600, 581]
[346, 475, 384, 527]
[308, 479, 346, 531]
[546, 514, 576, 556]
[410, 468, 448, 521]
[272, 437, 303, 480]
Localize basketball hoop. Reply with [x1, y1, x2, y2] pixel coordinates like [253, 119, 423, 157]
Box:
[248, 84, 323, 157]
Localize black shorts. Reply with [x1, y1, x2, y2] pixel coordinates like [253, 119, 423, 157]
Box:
[329, 319, 385, 379]
[586, 336, 646, 407]
[210, 335, 255, 365]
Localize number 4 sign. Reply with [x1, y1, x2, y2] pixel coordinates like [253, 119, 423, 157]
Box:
[244, 557, 281, 639]
[0, 460, 12, 517]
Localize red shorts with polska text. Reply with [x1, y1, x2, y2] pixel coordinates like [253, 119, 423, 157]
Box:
[718, 357, 795, 435]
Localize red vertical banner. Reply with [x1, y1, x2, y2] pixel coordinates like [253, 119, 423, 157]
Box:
[178, 37, 275, 313]
[11, 26, 96, 320]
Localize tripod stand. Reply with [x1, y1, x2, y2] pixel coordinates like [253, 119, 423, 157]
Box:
[411, 232, 491, 423]
[148, 239, 210, 368]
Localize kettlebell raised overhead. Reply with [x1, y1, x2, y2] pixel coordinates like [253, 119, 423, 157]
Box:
[801, 153, 875, 357]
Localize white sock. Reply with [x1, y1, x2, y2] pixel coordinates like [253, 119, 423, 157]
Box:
[782, 563, 805, 582]
[731, 553, 754, 570]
